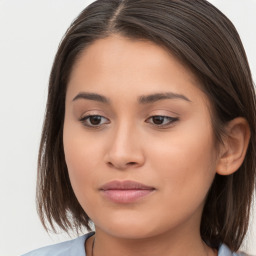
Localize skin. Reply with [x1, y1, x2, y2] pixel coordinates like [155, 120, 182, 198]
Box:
[63, 35, 247, 256]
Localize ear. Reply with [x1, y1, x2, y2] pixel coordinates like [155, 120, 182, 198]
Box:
[216, 117, 250, 176]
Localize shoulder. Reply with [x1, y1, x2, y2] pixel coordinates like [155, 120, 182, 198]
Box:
[20, 232, 94, 256]
[218, 244, 251, 256]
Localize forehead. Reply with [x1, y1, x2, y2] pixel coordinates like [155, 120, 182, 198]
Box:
[67, 35, 207, 105]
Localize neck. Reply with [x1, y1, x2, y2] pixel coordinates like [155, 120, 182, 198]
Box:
[88, 227, 215, 256]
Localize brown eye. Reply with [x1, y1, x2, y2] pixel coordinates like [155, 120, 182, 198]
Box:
[146, 115, 179, 127]
[152, 116, 165, 125]
[80, 115, 110, 127]
[89, 116, 102, 125]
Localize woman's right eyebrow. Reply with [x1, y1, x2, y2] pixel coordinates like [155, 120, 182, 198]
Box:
[72, 92, 110, 103]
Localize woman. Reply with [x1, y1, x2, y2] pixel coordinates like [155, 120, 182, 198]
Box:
[22, 0, 256, 255]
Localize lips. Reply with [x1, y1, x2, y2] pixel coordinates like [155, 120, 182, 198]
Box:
[100, 180, 155, 203]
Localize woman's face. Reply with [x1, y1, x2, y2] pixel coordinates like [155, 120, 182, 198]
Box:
[64, 35, 219, 239]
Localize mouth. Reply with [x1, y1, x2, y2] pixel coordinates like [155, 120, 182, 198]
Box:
[99, 180, 156, 204]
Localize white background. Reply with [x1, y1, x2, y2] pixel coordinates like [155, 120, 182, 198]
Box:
[0, 1, 255, 255]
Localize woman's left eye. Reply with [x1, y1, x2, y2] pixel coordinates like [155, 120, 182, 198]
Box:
[80, 115, 110, 127]
[145, 115, 179, 127]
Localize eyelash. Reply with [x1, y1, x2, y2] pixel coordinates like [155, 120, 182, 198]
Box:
[79, 115, 110, 128]
[79, 115, 179, 128]
[145, 116, 179, 128]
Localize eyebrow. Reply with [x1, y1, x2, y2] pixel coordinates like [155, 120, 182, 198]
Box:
[72, 91, 191, 104]
[138, 92, 191, 104]
[72, 92, 109, 103]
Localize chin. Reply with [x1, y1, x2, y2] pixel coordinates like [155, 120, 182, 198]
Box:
[94, 215, 167, 240]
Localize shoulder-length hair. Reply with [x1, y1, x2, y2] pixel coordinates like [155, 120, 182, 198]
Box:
[37, 0, 256, 251]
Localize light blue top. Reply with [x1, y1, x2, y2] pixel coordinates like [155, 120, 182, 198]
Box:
[20, 232, 248, 256]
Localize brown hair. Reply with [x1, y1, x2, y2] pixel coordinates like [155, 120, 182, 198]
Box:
[37, 0, 256, 251]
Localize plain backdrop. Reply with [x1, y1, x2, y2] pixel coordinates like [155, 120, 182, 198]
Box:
[0, 1, 255, 255]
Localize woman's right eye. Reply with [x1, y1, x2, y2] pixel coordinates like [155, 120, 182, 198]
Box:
[80, 115, 110, 128]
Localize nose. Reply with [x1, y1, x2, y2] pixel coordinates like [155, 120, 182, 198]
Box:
[104, 123, 145, 170]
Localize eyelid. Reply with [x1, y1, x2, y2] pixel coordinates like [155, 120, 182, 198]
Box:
[79, 109, 108, 120]
[145, 115, 179, 128]
[79, 111, 110, 128]
[80, 115, 110, 128]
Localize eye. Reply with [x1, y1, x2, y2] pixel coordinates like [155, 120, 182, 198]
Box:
[146, 115, 179, 127]
[80, 115, 110, 127]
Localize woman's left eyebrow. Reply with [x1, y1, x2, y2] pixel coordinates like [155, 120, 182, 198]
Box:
[138, 92, 191, 104]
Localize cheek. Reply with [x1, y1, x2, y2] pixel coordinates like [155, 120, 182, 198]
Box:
[63, 115, 105, 174]
[63, 122, 102, 209]
[146, 119, 217, 207]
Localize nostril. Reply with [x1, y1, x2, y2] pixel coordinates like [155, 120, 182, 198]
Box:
[106, 161, 138, 169]
[107, 162, 114, 167]
[127, 162, 137, 166]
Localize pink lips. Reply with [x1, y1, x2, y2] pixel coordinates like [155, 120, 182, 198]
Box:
[100, 180, 155, 203]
